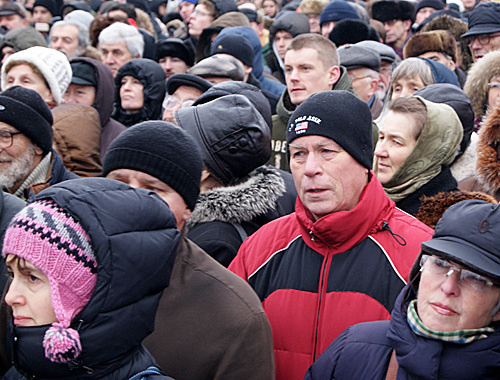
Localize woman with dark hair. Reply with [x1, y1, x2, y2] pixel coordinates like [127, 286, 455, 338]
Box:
[374, 96, 463, 215]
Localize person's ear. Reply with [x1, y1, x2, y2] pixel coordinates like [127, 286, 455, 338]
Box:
[327, 65, 341, 87]
[34, 144, 44, 156]
[492, 309, 500, 323]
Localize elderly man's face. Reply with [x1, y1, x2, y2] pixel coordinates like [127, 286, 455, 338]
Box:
[99, 40, 134, 77]
[162, 85, 203, 122]
[417, 255, 500, 331]
[0, 123, 42, 191]
[49, 24, 81, 59]
[106, 168, 192, 229]
[384, 19, 411, 48]
[468, 32, 500, 62]
[0, 14, 27, 31]
[289, 135, 369, 220]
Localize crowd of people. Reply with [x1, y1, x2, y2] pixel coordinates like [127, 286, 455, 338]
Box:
[1, 0, 500, 379]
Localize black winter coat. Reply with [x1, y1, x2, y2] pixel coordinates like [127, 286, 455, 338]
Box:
[3, 178, 179, 379]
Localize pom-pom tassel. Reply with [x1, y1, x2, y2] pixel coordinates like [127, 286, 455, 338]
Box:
[43, 323, 82, 363]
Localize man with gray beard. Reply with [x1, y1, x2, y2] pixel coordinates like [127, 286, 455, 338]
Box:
[0, 86, 77, 200]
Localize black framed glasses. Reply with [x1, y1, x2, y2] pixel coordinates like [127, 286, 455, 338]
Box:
[466, 32, 500, 47]
[420, 255, 497, 293]
[0, 130, 22, 149]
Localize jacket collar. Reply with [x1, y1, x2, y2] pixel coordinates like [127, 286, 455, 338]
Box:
[295, 173, 394, 251]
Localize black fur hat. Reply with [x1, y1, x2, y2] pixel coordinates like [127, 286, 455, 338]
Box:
[371, 0, 415, 24]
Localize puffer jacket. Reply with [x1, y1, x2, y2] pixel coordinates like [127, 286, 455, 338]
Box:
[52, 103, 102, 177]
[264, 11, 310, 84]
[229, 174, 433, 380]
[70, 57, 126, 158]
[305, 284, 500, 379]
[270, 66, 355, 172]
[3, 178, 179, 379]
[112, 58, 166, 127]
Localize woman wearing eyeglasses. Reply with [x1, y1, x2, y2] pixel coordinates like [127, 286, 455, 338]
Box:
[305, 199, 500, 380]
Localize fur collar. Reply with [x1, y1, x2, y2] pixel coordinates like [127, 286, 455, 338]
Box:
[476, 103, 500, 193]
[186, 165, 286, 228]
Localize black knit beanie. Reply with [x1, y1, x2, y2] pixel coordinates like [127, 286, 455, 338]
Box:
[0, 85, 53, 154]
[102, 121, 203, 211]
[287, 91, 373, 169]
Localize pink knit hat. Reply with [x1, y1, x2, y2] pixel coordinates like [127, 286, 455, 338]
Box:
[2, 199, 97, 363]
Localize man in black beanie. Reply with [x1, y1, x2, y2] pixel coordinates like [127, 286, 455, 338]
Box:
[102, 120, 274, 380]
[154, 38, 195, 79]
[0, 86, 76, 201]
[229, 91, 433, 380]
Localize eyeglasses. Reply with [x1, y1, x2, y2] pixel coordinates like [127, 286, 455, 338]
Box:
[466, 32, 500, 47]
[0, 130, 22, 149]
[488, 82, 500, 90]
[192, 8, 212, 17]
[420, 255, 497, 293]
[162, 95, 195, 110]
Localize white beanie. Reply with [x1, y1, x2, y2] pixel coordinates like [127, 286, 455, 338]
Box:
[1, 46, 72, 104]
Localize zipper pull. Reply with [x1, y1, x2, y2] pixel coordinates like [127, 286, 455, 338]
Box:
[382, 222, 406, 246]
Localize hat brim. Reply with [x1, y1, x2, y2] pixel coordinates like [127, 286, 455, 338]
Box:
[422, 237, 500, 282]
[461, 25, 500, 38]
[71, 77, 96, 87]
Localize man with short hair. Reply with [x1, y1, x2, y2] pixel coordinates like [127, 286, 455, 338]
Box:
[270, 33, 353, 172]
[49, 20, 89, 59]
[98, 22, 144, 77]
[230, 90, 433, 380]
[0, 2, 28, 31]
[0, 86, 77, 201]
[339, 44, 383, 118]
[154, 38, 194, 79]
[102, 121, 275, 380]
[371, 0, 415, 59]
[461, 2, 500, 62]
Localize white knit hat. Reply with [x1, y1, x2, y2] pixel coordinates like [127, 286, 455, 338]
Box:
[1, 46, 72, 104]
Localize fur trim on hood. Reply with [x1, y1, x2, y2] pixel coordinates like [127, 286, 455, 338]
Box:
[186, 165, 286, 228]
[464, 50, 500, 121]
[475, 101, 500, 193]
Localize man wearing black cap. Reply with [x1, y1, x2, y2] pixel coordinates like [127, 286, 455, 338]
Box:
[338, 44, 383, 118]
[0, 2, 28, 32]
[154, 38, 195, 79]
[414, 0, 444, 28]
[462, 2, 500, 62]
[371, 0, 415, 59]
[230, 91, 433, 380]
[0, 86, 76, 201]
[162, 73, 212, 121]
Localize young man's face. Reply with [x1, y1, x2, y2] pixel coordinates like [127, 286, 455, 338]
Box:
[188, 4, 214, 39]
[32, 5, 52, 23]
[158, 56, 190, 78]
[274, 30, 293, 60]
[284, 47, 339, 106]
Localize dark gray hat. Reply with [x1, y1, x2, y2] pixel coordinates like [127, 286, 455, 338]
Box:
[462, 2, 500, 38]
[421, 200, 500, 282]
[70, 60, 98, 87]
[175, 94, 271, 185]
[355, 40, 397, 63]
[0, 2, 27, 17]
[166, 73, 212, 95]
[189, 55, 245, 81]
[338, 45, 381, 72]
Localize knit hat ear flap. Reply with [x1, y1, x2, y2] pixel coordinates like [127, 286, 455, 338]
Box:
[2, 199, 97, 363]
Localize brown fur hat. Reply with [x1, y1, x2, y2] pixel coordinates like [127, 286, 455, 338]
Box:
[421, 14, 472, 73]
[300, 0, 328, 15]
[416, 190, 498, 228]
[403, 30, 457, 62]
[475, 100, 500, 194]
